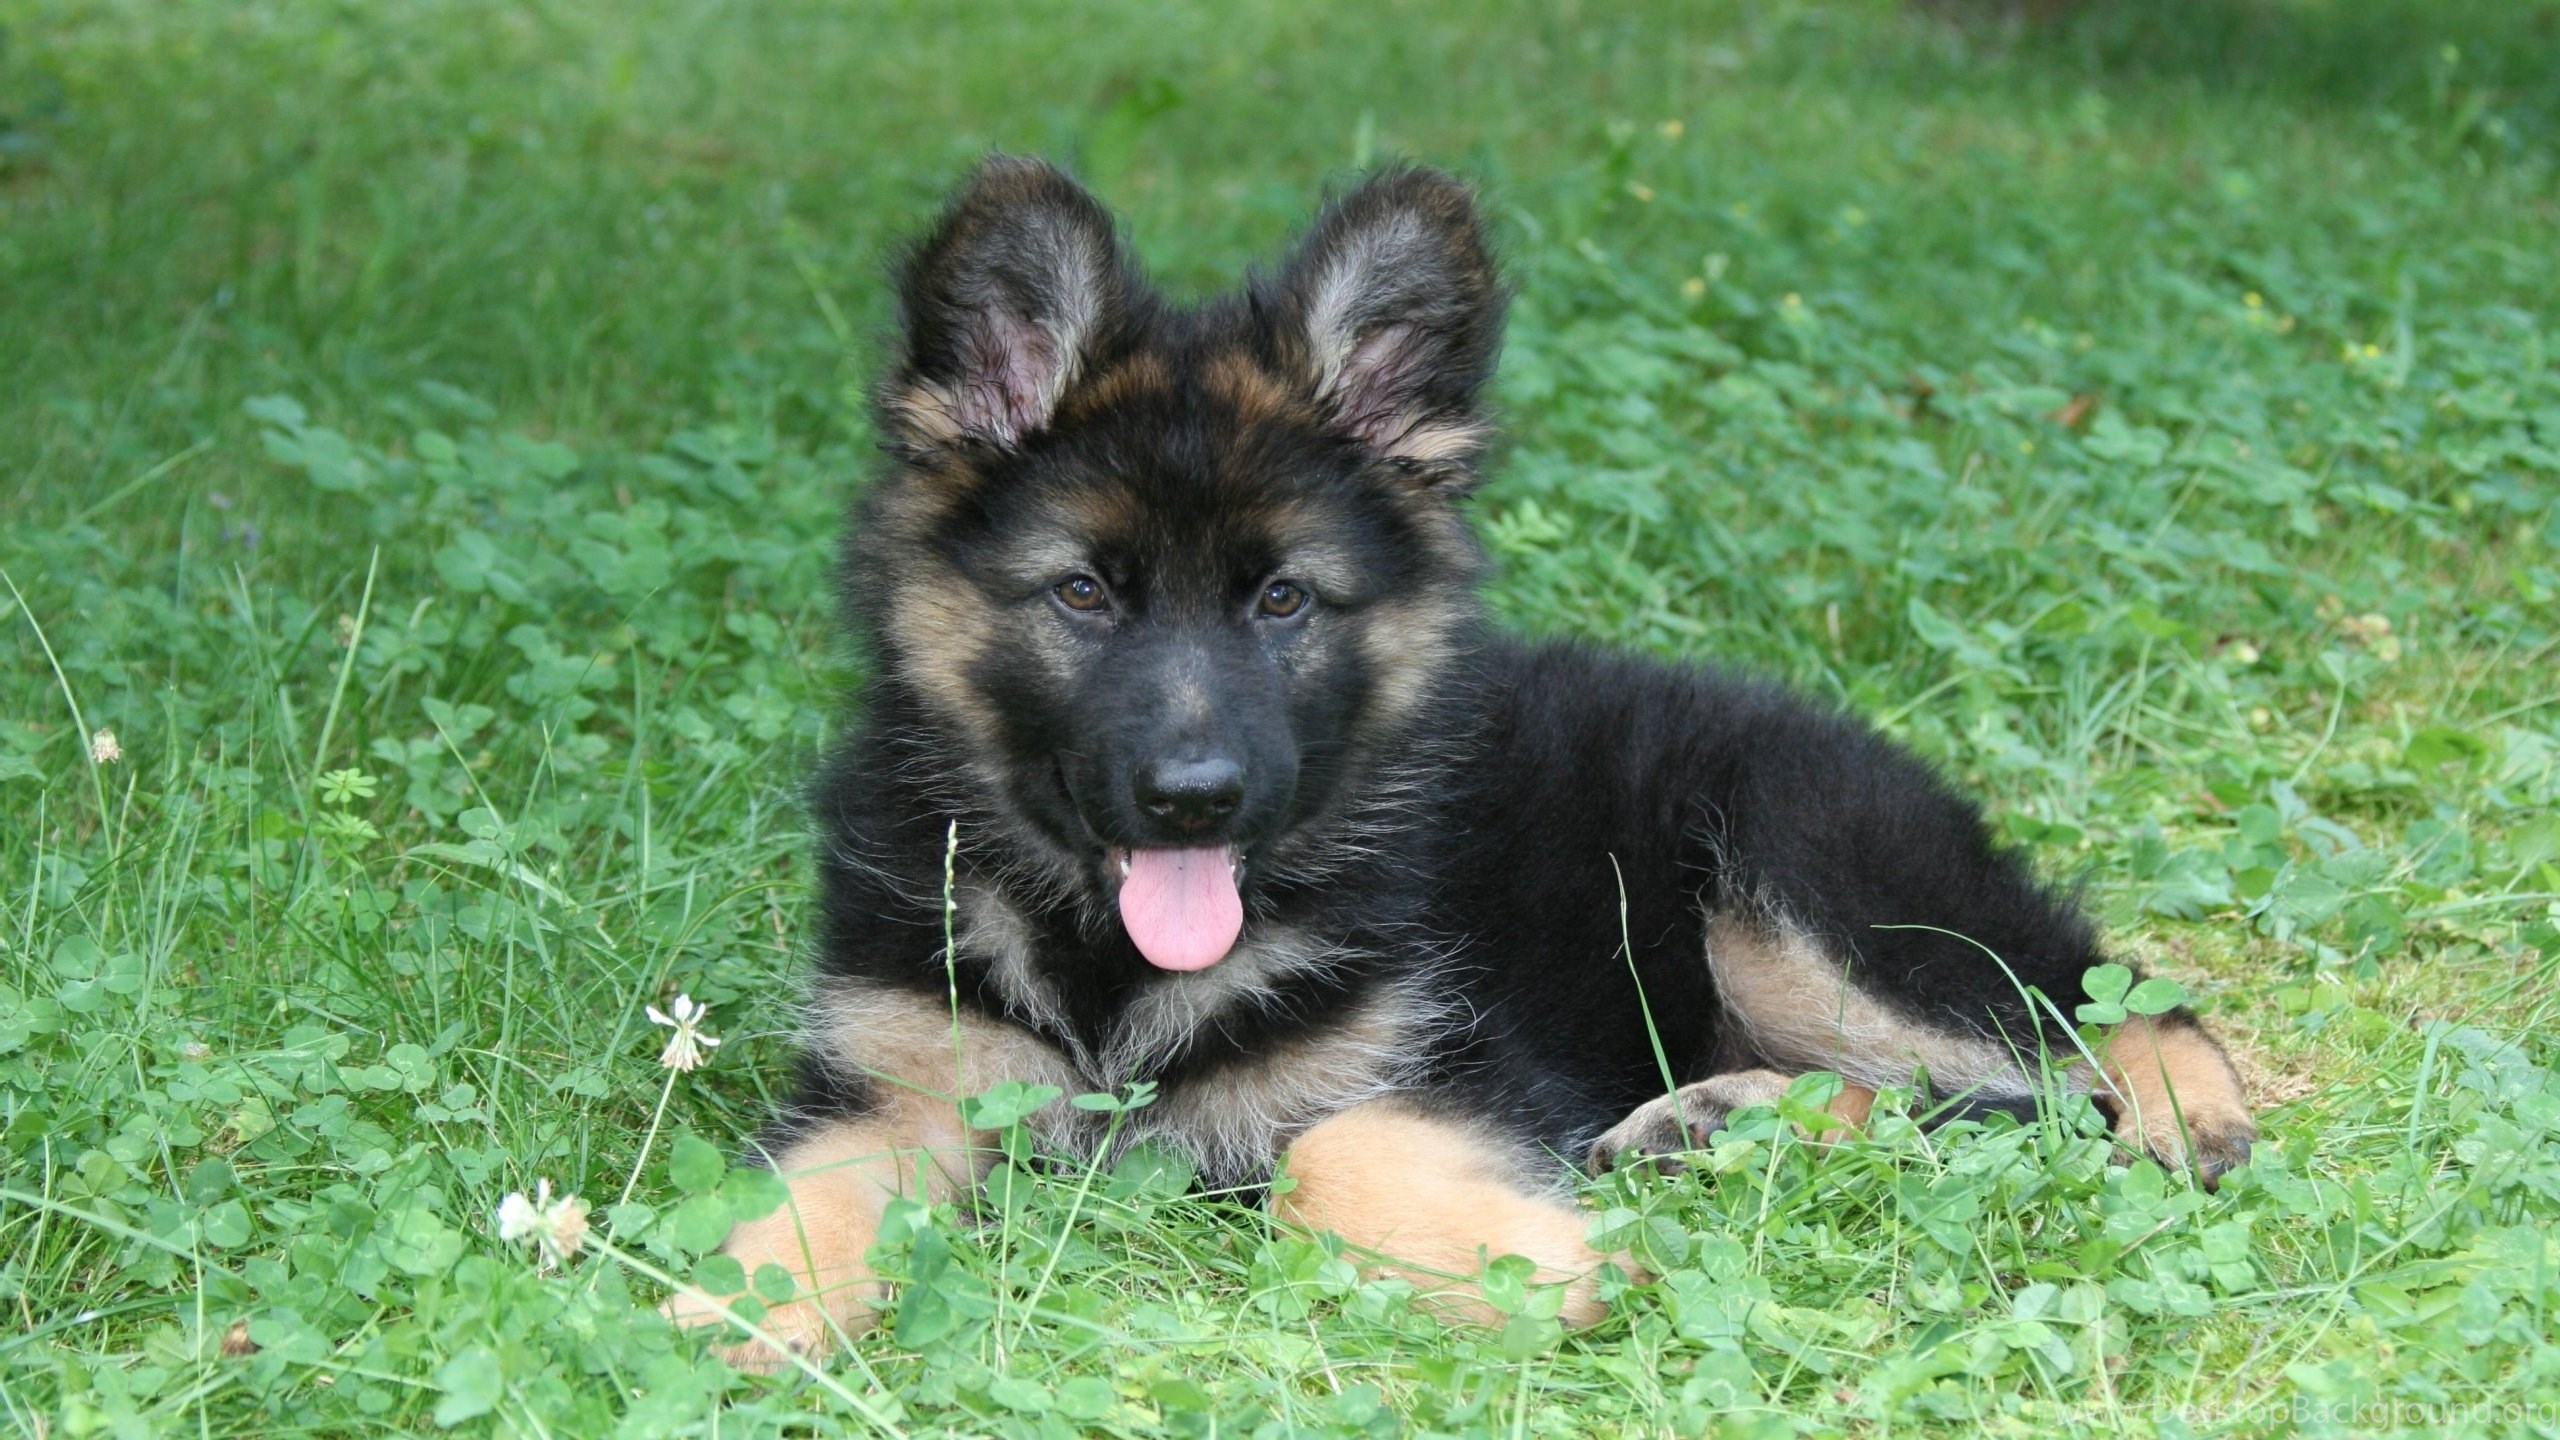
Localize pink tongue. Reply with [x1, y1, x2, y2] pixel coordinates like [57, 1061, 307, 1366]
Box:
[1117, 847, 1243, 971]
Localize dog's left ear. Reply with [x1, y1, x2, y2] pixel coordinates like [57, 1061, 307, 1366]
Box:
[1264, 167, 1506, 491]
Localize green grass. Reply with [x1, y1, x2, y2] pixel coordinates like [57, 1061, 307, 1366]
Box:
[6, 0, 2560, 1434]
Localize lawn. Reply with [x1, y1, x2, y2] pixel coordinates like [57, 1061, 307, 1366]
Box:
[5, 0, 2559, 1435]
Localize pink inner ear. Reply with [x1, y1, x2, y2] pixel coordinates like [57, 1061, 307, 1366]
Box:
[954, 309, 1064, 445]
[1331, 321, 1424, 450]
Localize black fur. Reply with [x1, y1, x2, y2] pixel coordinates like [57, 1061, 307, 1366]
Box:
[777, 158, 2243, 1189]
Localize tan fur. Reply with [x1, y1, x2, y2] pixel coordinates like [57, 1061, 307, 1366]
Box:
[1705, 914, 2036, 1101]
[1065, 352, 1174, 418]
[667, 986, 1081, 1364]
[879, 562, 999, 743]
[865, 456, 983, 544]
[662, 1111, 969, 1366]
[2085, 1013, 2254, 1177]
[1702, 916, 2251, 1182]
[1273, 1098, 1616, 1327]
[1824, 1076, 1879, 1132]
[879, 380, 973, 448]
[1046, 482, 1144, 551]
[805, 978, 1085, 1109]
[1255, 501, 1374, 598]
[1382, 416, 1489, 467]
[1207, 350, 1296, 425]
[1355, 591, 1469, 732]
[679, 979, 1485, 1359]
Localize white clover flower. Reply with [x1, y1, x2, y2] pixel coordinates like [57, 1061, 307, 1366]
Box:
[494, 1187, 543, 1244]
[90, 729, 121, 764]
[494, 1178, 589, 1271]
[645, 993, 721, 1072]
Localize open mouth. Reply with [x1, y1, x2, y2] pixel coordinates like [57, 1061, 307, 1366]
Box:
[1110, 845, 1245, 972]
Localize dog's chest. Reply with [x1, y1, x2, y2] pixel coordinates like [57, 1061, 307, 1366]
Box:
[1084, 978, 1443, 1185]
[948, 886, 1446, 1183]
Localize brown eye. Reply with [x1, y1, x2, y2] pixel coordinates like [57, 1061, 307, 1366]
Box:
[1055, 575, 1109, 612]
[1257, 580, 1310, 618]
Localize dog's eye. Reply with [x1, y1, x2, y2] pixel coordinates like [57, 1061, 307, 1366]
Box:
[1256, 580, 1311, 619]
[1054, 575, 1110, 613]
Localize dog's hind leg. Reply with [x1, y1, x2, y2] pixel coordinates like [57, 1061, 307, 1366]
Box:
[1275, 1097, 1625, 1327]
[1705, 909, 2253, 1182]
[1591, 914, 2253, 1185]
[1697, 913, 2048, 1113]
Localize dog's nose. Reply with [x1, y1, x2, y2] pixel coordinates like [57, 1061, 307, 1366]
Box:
[1135, 754, 1244, 832]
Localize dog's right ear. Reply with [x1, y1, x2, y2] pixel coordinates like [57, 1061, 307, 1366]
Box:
[879, 157, 1142, 454]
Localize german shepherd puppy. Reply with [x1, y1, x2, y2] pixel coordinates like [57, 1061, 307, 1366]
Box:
[673, 158, 2253, 1359]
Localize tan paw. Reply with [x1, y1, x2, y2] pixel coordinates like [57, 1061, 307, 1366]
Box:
[659, 1123, 909, 1365]
[2094, 1015, 2256, 1190]
[660, 1276, 866, 1371]
[2099, 1090, 2257, 1189]
[1276, 1097, 1626, 1328]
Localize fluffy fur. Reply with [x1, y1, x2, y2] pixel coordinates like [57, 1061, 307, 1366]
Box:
[677, 158, 2254, 1361]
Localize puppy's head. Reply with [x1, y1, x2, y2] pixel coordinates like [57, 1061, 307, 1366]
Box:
[854, 157, 1504, 970]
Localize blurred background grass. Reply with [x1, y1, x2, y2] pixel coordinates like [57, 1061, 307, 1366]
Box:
[6, 0, 2554, 508]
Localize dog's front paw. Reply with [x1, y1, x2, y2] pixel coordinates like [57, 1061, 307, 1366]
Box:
[660, 1186, 887, 1367]
[660, 1286, 840, 1372]
[1278, 1098, 1626, 1328]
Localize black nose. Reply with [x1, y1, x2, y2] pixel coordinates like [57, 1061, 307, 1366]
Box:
[1134, 754, 1244, 833]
